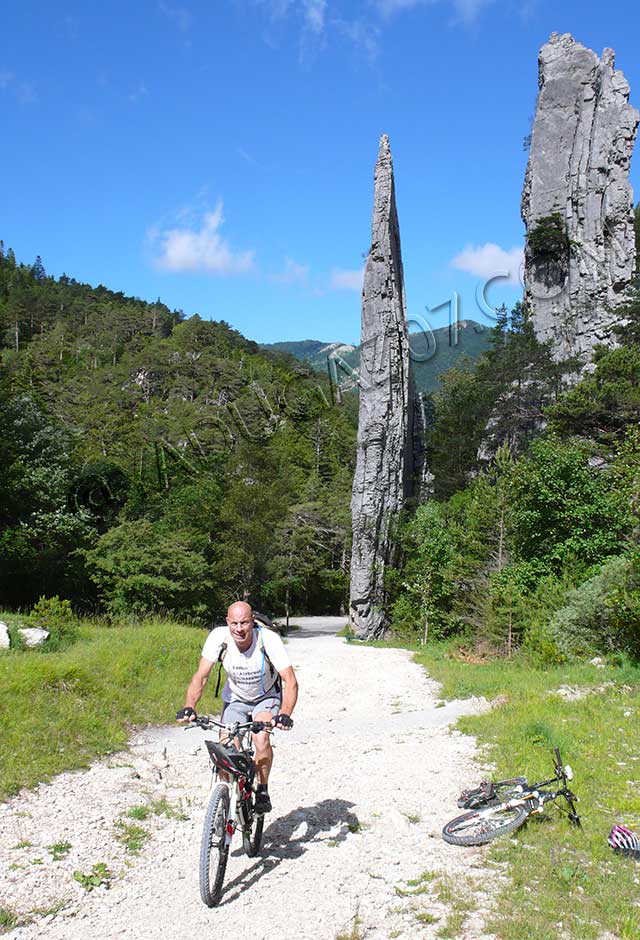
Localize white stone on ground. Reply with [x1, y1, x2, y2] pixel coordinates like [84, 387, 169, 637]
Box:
[17, 628, 49, 648]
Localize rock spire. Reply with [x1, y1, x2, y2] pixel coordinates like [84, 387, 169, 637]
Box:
[522, 33, 638, 365]
[349, 134, 414, 640]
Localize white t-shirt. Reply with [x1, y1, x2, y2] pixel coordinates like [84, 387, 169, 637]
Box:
[202, 626, 291, 703]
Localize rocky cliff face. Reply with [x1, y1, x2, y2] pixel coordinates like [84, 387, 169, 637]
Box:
[522, 33, 638, 365]
[349, 135, 414, 640]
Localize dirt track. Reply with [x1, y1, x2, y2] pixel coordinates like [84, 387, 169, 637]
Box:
[1, 619, 495, 939]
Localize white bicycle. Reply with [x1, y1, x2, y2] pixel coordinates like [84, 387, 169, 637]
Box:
[186, 715, 273, 906]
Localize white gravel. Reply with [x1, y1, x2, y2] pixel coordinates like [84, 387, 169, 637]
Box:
[1, 620, 498, 939]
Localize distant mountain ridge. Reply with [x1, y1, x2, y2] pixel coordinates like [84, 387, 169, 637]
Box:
[262, 320, 492, 395]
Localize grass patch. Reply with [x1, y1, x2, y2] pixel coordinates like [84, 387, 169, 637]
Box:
[0, 615, 221, 800]
[414, 641, 640, 940]
[401, 811, 421, 824]
[436, 910, 466, 939]
[29, 899, 68, 918]
[126, 798, 188, 823]
[0, 907, 19, 933]
[335, 913, 363, 940]
[396, 870, 437, 897]
[47, 841, 72, 860]
[114, 821, 149, 854]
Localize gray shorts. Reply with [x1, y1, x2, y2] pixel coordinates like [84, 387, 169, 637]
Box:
[220, 695, 281, 725]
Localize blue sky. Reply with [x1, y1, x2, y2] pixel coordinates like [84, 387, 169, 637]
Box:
[2, 0, 639, 344]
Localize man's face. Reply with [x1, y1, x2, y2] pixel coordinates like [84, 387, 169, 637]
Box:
[226, 607, 254, 651]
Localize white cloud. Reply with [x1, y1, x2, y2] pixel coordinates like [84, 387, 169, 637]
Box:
[450, 243, 523, 286]
[0, 70, 15, 89]
[302, 0, 326, 33]
[158, 1, 193, 32]
[150, 202, 255, 276]
[271, 257, 310, 285]
[329, 267, 364, 291]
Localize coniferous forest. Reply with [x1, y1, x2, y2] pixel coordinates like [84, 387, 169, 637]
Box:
[0, 243, 356, 621]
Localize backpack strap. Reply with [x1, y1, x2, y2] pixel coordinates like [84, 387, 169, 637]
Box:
[258, 627, 281, 696]
[214, 641, 228, 698]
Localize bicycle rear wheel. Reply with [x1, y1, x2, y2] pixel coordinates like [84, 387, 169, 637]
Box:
[442, 803, 529, 846]
[458, 777, 528, 809]
[199, 784, 230, 906]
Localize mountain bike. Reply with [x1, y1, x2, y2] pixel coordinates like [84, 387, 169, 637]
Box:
[442, 747, 581, 846]
[186, 715, 273, 906]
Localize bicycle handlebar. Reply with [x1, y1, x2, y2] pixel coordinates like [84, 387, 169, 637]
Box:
[183, 715, 273, 735]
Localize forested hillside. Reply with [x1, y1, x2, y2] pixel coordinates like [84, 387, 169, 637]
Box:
[0, 244, 357, 620]
[262, 319, 492, 396]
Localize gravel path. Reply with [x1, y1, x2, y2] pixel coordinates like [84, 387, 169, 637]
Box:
[1, 620, 497, 939]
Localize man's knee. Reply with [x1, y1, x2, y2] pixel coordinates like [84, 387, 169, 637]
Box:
[253, 731, 272, 754]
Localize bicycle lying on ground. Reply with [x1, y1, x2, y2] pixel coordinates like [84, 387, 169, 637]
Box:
[442, 747, 581, 846]
[186, 715, 274, 906]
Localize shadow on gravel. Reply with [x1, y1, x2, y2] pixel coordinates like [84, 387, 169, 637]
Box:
[220, 798, 358, 905]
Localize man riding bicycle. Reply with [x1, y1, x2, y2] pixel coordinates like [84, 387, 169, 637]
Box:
[176, 601, 298, 814]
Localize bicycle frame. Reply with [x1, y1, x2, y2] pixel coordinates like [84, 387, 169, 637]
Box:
[190, 716, 270, 845]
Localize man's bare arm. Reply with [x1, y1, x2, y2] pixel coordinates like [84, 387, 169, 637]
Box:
[178, 657, 215, 721]
[278, 666, 298, 721]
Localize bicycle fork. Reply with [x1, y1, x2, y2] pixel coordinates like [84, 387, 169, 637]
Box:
[213, 776, 252, 845]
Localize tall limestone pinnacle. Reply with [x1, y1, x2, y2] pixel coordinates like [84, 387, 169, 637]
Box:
[522, 33, 639, 365]
[349, 134, 416, 640]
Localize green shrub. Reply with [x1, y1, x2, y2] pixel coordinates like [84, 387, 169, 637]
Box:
[28, 595, 77, 651]
[83, 520, 214, 620]
[548, 556, 637, 658]
[527, 213, 573, 258]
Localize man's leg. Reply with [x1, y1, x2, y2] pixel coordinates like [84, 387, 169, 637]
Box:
[252, 710, 275, 785]
[251, 697, 281, 814]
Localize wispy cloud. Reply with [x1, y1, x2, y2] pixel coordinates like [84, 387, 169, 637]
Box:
[450, 243, 523, 286]
[237, 145, 260, 167]
[271, 256, 310, 285]
[0, 70, 14, 89]
[375, 0, 491, 25]
[302, 0, 326, 33]
[334, 18, 380, 61]
[149, 201, 255, 276]
[248, 0, 488, 65]
[158, 1, 193, 32]
[451, 0, 493, 25]
[329, 267, 364, 291]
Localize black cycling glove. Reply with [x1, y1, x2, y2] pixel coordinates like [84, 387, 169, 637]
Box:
[274, 713, 293, 729]
[176, 706, 196, 721]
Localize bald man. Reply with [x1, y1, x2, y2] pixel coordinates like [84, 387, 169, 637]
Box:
[177, 601, 298, 814]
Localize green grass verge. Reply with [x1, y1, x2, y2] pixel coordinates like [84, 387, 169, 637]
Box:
[414, 643, 640, 940]
[0, 616, 222, 800]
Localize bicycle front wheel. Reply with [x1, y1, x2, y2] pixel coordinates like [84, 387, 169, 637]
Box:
[442, 803, 529, 846]
[242, 808, 264, 857]
[199, 784, 230, 906]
